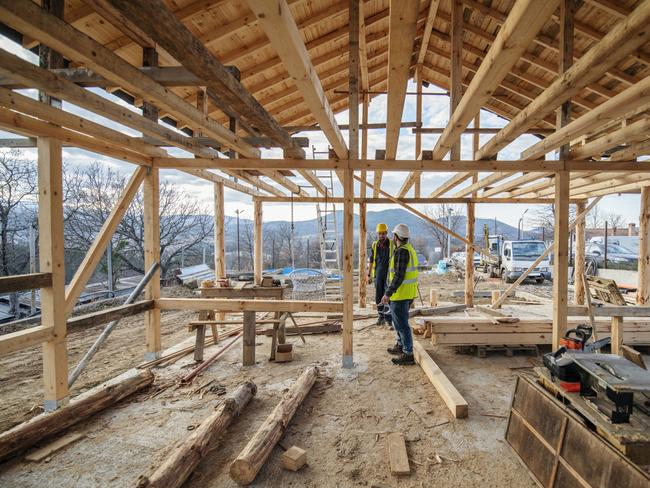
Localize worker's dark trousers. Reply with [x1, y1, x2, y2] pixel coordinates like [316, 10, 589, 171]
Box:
[390, 299, 414, 354]
[374, 273, 391, 323]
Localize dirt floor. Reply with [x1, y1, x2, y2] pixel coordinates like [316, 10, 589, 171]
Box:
[0, 273, 606, 487]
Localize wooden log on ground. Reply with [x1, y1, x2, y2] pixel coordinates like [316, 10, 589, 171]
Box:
[229, 366, 319, 485]
[137, 381, 257, 488]
[412, 341, 468, 419]
[0, 368, 153, 461]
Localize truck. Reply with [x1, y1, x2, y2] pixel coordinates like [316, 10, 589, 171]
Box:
[479, 226, 551, 284]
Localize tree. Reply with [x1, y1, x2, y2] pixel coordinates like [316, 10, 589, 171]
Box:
[531, 204, 577, 239]
[423, 204, 463, 257]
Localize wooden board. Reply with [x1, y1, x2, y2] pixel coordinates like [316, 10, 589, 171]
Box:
[413, 341, 468, 418]
[506, 375, 650, 487]
[25, 432, 84, 461]
[387, 432, 410, 476]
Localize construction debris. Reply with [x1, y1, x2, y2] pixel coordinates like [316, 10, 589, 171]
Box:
[281, 445, 307, 471]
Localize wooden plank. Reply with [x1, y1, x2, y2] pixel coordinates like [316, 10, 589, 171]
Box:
[25, 432, 85, 462]
[242, 311, 256, 366]
[638, 186, 650, 304]
[416, 0, 440, 65]
[67, 301, 154, 332]
[0, 0, 260, 158]
[478, 0, 650, 159]
[0, 272, 51, 294]
[0, 326, 54, 357]
[412, 341, 468, 418]
[621, 345, 646, 369]
[387, 432, 410, 476]
[611, 316, 624, 354]
[566, 305, 650, 317]
[245, 0, 346, 158]
[64, 167, 146, 315]
[156, 298, 343, 313]
[38, 137, 68, 411]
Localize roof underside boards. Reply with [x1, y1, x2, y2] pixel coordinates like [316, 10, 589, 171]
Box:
[0, 0, 648, 199]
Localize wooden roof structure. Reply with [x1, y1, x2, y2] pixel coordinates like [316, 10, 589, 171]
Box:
[0, 0, 649, 202]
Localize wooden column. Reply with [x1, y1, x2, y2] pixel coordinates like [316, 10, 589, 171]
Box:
[414, 64, 423, 197]
[342, 168, 354, 368]
[38, 137, 68, 411]
[574, 200, 587, 304]
[358, 202, 367, 308]
[214, 182, 226, 320]
[611, 316, 624, 355]
[552, 171, 570, 350]
[449, 0, 462, 160]
[242, 311, 256, 366]
[253, 200, 263, 285]
[143, 47, 161, 360]
[637, 187, 650, 304]
[556, 0, 576, 156]
[348, 0, 359, 162]
[464, 203, 475, 307]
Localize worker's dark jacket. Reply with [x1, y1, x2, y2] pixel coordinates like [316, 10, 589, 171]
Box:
[385, 246, 411, 298]
[369, 239, 391, 280]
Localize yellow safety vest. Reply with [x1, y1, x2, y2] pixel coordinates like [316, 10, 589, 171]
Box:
[388, 242, 419, 301]
[370, 239, 395, 278]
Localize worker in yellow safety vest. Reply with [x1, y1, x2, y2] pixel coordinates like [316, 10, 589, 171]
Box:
[381, 223, 419, 365]
[368, 222, 394, 326]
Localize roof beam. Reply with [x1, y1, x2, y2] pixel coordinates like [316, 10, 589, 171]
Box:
[570, 117, 650, 160]
[400, 0, 560, 195]
[417, 0, 440, 66]
[476, 0, 650, 160]
[358, 0, 370, 92]
[246, 0, 348, 160]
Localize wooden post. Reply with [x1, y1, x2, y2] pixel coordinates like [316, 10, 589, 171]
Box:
[491, 290, 501, 309]
[556, 0, 576, 159]
[574, 200, 587, 304]
[253, 200, 263, 285]
[611, 316, 624, 355]
[414, 64, 423, 197]
[637, 187, 650, 304]
[342, 168, 354, 368]
[429, 289, 438, 307]
[552, 171, 570, 350]
[38, 137, 68, 411]
[242, 311, 256, 366]
[465, 202, 475, 307]
[348, 0, 359, 162]
[449, 0, 462, 160]
[214, 182, 226, 320]
[358, 202, 367, 308]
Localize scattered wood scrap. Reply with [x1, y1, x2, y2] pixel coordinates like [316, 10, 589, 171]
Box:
[24, 432, 85, 462]
[137, 381, 256, 488]
[281, 446, 306, 471]
[412, 341, 468, 419]
[0, 369, 154, 462]
[230, 366, 319, 486]
[387, 432, 410, 476]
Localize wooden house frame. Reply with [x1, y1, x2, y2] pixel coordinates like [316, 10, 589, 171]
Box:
[0, 0, 649, 411]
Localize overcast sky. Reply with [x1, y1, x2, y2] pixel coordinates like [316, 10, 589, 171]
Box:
[0, 35, 642, 230]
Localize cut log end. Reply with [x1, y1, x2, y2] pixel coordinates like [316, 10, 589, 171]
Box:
[229, 459, 257, 486]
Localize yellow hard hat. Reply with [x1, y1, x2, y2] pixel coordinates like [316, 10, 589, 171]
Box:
[376, 223, 388, 233]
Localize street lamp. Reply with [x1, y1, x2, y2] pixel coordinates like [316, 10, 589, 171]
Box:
[235, 209, 245, 272]
[518, 208, 529, 240]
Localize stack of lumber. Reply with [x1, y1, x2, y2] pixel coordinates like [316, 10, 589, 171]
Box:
[420, 317, 650, 346]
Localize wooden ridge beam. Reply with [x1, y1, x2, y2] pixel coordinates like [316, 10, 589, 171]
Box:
[0, 0, 260, 158]
[400, 0, 561, 195]
[64, 167, 146, 315]
[476, 0, 650, 160]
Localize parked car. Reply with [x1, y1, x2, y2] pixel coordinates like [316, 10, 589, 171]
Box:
[450, 251, 481, 268]
[584, 242, 637, 268]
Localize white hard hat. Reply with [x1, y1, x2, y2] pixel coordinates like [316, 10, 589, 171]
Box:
[392, 223, 410, 239]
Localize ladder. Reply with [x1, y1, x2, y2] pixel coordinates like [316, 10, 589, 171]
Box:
[315, 168, 342, 300]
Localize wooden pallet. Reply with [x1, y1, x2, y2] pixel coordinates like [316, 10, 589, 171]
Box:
[506, 375, 650, 487]
[586, 275, 627, 306]
[476, 344, 538, 358]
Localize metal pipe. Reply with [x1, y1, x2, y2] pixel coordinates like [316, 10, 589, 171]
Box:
[68, 262, 160, 387]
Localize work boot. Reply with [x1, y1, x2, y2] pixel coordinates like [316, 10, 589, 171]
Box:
[391, 353, 415, 365]
[375, 317, 385, 326]
[387, 343, 403, 355]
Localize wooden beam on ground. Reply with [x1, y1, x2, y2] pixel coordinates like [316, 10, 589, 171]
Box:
[246, 0, 347, 159]
[229, 367, 318, 485]
[413, 341, 468, 419]
[64, 167, 146, 315]
[0, 272, 51, 294]
[138, 381, 256, 488]
[477, 0, 650, 160]
[156, 298, 343, 313]
[0, 0, 260, 158]
[400, 0, 560, 194]
[379, 0, 419, 196]
[0, 369, 154, 462]
[38, 137, 68, 411]
[638, 187, 650, 304]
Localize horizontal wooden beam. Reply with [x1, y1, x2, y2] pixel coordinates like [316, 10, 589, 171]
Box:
[567, 305, 650, 317]
[0, 273, 51, 294]
[155, 298, 343, 314]
[67, 300, 155, 332]
[0, 326, 54, 357]
[152, 158, 648, 172]
[253, 196, 557, 204]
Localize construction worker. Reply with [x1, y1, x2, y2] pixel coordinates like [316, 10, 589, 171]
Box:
[368, 222, 394, 326]
[382, 223, 419, 365]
